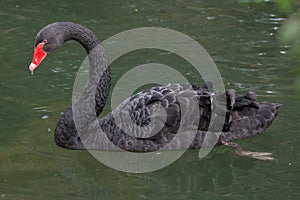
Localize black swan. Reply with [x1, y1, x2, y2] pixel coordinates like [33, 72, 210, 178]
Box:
[29, 22, 281, 161]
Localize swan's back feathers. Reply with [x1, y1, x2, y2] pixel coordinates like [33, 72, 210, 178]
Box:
[111, 83, 205, 140]
[129, 83, 205, 127]
[106, 83, 281, 151]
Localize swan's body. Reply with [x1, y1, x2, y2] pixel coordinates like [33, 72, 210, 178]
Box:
[29, 22, 280, 157]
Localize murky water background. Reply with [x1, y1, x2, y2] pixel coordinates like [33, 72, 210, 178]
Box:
[1, 0, 300, 199]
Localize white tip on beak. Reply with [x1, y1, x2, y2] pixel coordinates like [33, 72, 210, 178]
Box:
[29, 63, 37, 72]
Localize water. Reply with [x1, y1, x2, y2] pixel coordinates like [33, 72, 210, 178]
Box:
[1, 0, 300, 199]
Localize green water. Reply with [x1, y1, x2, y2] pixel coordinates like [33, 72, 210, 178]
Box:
[1, 0, 300, 199]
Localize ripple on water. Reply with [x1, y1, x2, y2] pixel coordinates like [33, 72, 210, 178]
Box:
[255, 17, 286, 25]
[32, 106, 53, 119]
[32, 106, 52, 113]
[51, 67, 65, 73]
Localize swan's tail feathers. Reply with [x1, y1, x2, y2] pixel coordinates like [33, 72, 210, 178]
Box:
[227, 102, 281, 140]
[273, 103, 282, 113]
[220, 88, 282, 142]
[258, 103, 282, 124]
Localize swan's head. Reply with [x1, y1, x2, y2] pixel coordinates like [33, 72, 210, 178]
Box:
[29, 23, 65, 73]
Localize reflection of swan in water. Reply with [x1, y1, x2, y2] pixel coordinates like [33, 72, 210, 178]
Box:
[29, 22, 281, 160]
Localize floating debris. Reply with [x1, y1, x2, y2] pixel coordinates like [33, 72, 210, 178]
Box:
[42, 115, 49, 119]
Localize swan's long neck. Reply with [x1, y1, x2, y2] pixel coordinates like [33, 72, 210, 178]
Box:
[54, 23, 110, 149]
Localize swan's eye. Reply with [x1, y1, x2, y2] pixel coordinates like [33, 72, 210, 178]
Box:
[42, 39, 47, 44]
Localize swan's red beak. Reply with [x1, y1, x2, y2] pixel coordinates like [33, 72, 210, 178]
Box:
[29, 41, 47, 73]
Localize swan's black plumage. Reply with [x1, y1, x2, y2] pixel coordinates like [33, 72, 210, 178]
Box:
[32, 22, 281, 152]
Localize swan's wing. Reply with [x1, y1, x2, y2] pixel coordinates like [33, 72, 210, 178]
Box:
[112, 83, 208, 139]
